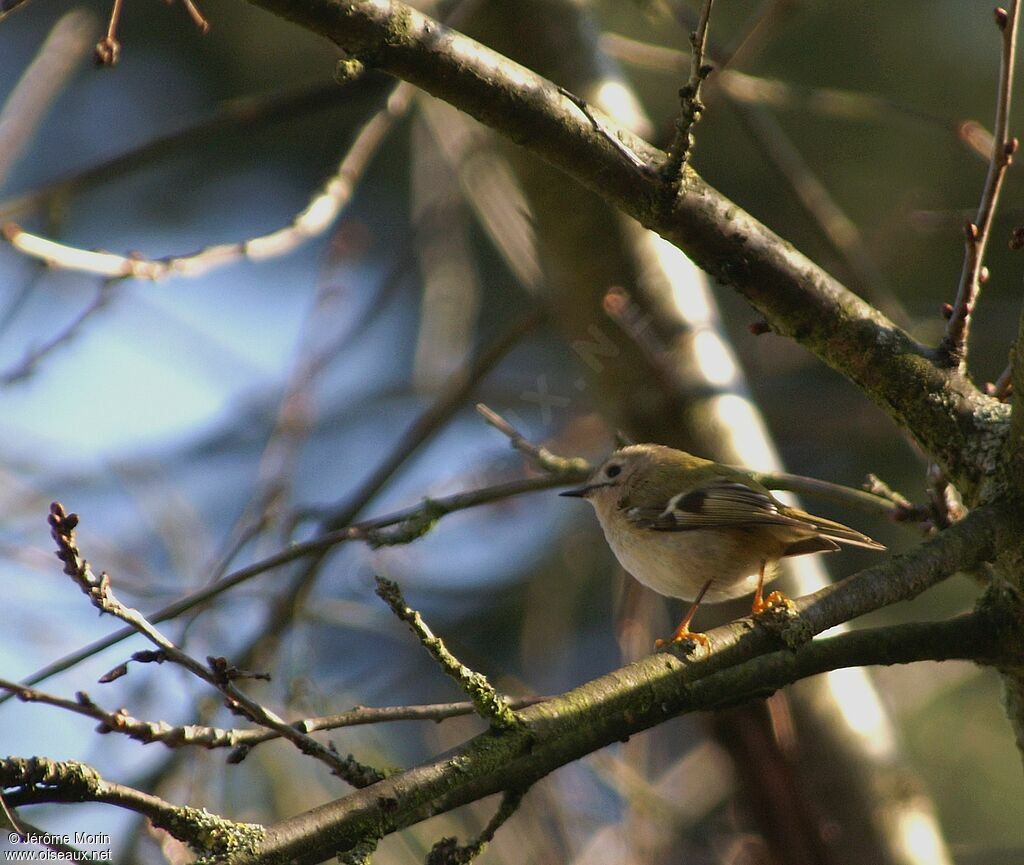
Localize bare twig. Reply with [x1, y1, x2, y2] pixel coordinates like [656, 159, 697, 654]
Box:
[94, 0, 124, 65]
[0, 791, 26, 837]
[556, 86, 653, 174]
[475, 403, 589, 475]
[985, 363, 1014, 400]
[178, 0, 210, 35]
[1, 472, 576, 704]
[941, 3, 1020, 370]
[862, 473, 931, 524]
[1, 82, 414, 280]
[744, 467, 909, 522]
[46, 503, 381, 785]
[601, 32, 990, 158]
[663, 0, 716, 184]
[0, 678, 251, 750]
[925, 463, 967, 531]
[374, 577, 520, 731]
[426, 788, 525, 865]
[0, 676, 545, 754]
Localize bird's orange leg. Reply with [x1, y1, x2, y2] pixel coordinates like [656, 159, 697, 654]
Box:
[751, 561, 789, 614]
[655, 578, 713, 650]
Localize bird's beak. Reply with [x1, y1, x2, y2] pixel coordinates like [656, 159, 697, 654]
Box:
[559, 486, 590, 498]
[559, 482, 607, 498]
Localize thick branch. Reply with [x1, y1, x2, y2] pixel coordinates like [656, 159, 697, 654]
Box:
[240, 0, 1004, 499]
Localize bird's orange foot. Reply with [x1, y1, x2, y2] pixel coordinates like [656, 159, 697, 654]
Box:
[654, 628, 711, 652]
[751, 590, 794, 616]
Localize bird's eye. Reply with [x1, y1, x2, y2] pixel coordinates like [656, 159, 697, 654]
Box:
[605, 464, 622, 478]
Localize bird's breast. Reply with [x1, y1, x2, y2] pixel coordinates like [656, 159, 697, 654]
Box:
[598, 518, 782, 603]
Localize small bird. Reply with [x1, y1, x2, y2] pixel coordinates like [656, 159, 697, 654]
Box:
[560, 444, 885, 648]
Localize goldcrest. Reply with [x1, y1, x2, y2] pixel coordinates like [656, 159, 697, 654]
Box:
[561, 444, 885, 647]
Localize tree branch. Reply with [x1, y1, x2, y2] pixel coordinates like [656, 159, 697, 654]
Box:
[235, 606, 1017, 864]
[224, 506, 1010, 864]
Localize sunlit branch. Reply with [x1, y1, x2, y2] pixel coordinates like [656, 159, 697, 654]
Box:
[0, 82, 414, 280]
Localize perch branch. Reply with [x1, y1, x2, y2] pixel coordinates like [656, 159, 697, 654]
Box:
[231, 535, 1017, 865]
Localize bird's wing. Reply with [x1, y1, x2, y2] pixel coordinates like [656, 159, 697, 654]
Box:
[625, 478, 886, 550]
[625, 479, 805, 532]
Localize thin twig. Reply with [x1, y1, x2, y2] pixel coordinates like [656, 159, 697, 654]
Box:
[374, 577, 520, 731]
[0, 791, 26, 836]
[600, 32, 990, 159]
[426, 788, 526, 865]
[178, 0, 210, 34]
[46, 503, 381, 785]
[985, 363, 1014, 399]
[862, 474, 931, 525]
[94, 0, 124, 65]
[0, 676, 545, 754]
[662, 0, 716, 184]
[556, 86, 653, 174]
[745, 468, 912, 522]
[474, 403, 589, 475]
[941, 3, 1020, 369]
[0, 473, 575, 704]
[925, 463, 966, 531]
